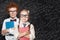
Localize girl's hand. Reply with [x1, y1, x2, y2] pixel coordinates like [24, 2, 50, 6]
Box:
[19, 31, 30, 37]
[25, 34, 30, 38]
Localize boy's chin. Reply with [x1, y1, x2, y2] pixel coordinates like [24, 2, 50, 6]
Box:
[11, 16, 16, 18]
[12, 16, 16, 18]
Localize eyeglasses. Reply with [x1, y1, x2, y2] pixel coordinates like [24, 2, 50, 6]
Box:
[9, 10, 17, 12]
[20, 14, 29, 18]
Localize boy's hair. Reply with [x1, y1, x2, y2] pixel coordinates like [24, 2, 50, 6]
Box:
[6, 2, 18, 12]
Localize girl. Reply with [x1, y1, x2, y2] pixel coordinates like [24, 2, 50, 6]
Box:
[18, 9, 35, 40]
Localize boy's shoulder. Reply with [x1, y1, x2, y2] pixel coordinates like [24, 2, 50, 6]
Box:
[4, 17, 19, 22]
[4, 18, 10, 22]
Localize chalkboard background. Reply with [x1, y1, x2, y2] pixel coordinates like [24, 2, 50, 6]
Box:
[0, 0, 60, 40]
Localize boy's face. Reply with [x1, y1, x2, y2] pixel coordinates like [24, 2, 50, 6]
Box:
[8, 7, 17, 18]
[20, 10, 29, 23]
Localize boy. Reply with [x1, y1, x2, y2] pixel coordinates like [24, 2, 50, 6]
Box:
[1, 2, 19, 40]
[18, 9, 35, 40]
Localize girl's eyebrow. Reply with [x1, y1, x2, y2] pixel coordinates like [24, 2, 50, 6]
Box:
[20, 14, 28, 15]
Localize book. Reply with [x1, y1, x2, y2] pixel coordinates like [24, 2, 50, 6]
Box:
[6, 21, 14, 29]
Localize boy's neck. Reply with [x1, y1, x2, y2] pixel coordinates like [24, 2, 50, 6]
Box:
[10, 17, 16, 19]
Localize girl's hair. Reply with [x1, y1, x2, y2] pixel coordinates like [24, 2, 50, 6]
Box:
[20, 9, 30, 14]
[6, 2, 18, 12]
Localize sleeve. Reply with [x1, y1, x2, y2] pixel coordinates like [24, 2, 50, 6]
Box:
[30, 24, 35, 40]
[14, 25, 19, 38]
[2, 20, 6, 30]
[13, 20, 19, 38]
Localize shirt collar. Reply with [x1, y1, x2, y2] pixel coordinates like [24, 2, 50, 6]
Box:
[9, 17, 17, 20]
[19, 20, 30, 27]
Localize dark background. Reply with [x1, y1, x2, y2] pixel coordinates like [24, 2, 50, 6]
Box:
[0, 0, 60, 40]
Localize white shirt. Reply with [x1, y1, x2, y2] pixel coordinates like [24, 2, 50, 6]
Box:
[2, 17, 19, 38]
[19, 21, 35, 40]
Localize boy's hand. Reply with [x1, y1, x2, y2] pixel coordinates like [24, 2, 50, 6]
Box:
[2, 30, 9, 36]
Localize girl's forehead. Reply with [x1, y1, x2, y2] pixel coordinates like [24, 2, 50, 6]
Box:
[20, 10, 29, 15]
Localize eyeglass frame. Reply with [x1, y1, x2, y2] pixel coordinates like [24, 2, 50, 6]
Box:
[20, 14, 29, 18]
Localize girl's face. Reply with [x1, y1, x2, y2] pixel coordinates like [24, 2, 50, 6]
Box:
[20, 10, 29, 23]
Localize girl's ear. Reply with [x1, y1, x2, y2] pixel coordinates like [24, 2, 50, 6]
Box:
[28, 10, 30, 13]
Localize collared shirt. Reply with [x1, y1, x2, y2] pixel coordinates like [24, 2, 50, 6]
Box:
[19, 21, 35, 40]
[2, 17, 19, 38]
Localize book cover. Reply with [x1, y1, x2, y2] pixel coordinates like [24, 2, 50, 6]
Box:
[6, 21, 14, 29]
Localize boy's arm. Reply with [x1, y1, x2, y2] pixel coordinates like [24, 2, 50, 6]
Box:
[1, 20, 8, 36]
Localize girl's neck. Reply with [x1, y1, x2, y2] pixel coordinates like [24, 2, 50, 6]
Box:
[20, 20, 27, 24]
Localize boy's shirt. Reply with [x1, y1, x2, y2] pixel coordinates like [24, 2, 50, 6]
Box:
[2, 17, 19, 38]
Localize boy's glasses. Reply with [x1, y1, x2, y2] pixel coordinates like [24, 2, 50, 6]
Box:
[9, 10, 17, 12]
[20, 14, 29, 18]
